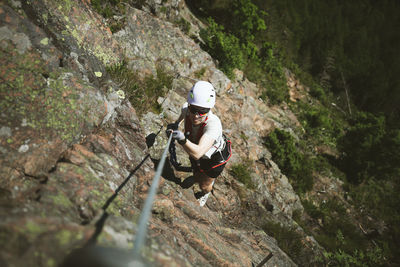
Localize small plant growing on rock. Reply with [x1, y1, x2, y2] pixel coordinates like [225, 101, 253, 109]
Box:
[263, 221, 304, 262]
[229, 159, 254, 189]
[175, 18, 191, 34]
[106, 61, 173, 115]
[91, 0, 127, 33]
[194, 67, 206, 79]
[322, 245, 386, 267]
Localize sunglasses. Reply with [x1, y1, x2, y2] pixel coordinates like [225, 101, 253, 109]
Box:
[188, 105, 210, 117]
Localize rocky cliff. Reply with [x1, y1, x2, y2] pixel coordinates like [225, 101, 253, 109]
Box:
[0, 1, 324, 266]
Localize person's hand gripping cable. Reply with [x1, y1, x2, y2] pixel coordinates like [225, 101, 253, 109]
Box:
[166, 123, 187, 145]
[171, 130, 187, 145]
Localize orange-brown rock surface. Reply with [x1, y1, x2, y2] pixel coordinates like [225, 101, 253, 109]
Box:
[0, 1, 325, 266]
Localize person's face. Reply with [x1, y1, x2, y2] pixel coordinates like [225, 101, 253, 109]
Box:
[188, 105, 210, 125]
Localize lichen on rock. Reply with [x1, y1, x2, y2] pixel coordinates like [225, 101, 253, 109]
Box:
[0, 1, 325, 266]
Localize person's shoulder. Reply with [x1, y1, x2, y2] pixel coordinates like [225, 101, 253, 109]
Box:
[208, 111, 221, 122]
[206, 112, 222, 127]
[181, 102, 188, 115]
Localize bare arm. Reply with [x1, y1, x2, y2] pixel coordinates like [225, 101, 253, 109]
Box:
[181, 134, 215, 160]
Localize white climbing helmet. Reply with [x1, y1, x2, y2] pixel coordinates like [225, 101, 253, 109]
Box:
[187, 81, 216, 108]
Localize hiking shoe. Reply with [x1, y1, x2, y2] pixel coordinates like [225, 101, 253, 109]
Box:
[197, 191, 210, 207]
[195, 180, 214, 207]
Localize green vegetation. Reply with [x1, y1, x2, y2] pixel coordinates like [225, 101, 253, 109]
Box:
[91, 0, 124, 18]
[299, 199, 387, 266]
[303, 199, 366, 252]
[190, 0, 400, 263]
[262, 221, 304, 261]
[256, 42, 288, 104]
[295, 101, 344, 146]
[333, 111, 400, 264]
[323, 246, 385, 267]
[91, 0, 127, 33]
[200, 18, 246, 78]
[194, 0, 288, 104]
[89, 0, 400, 264]
[175, 18, 191, 34]
[264, 129, 313, 193]
[229, 160, 254, 189]
[193, 67, 206, 79]
[257, 0, 400, 124]
[338, 111, 400, 184]
[106, 61, 173, 115]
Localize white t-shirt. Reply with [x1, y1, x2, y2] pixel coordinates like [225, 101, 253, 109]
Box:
[180, 102, 224, 159]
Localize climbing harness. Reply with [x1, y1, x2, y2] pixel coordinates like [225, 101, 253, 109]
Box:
[204, 134, 232, 170]
[197, 134, 232, 173]
[184, 114, 232, 173]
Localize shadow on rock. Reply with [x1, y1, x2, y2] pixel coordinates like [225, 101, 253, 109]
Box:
[145, 133, 157, 149]
[180, 175, 196, 189]
[151, 157, 195, 189]
[151, 157, 181, 185]
[60, 246, 150, 267]
[173, 165, 192, 173]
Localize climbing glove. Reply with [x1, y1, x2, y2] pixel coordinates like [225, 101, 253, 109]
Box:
[171, 130, 185, 140]
[172, 130, 187, 145]
[167, 123, 178, 131]
[166, 123, 178, 137]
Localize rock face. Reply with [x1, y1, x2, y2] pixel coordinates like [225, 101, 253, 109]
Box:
[0, 1, 323, 266]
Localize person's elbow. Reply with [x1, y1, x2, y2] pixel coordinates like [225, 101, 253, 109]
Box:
[191, 135, 214, 160]
[191, 151, 205, 161]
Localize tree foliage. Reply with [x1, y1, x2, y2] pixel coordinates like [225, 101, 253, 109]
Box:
[229, 0, 267, 42]
[256, 0, 400, 123]
[188, 0, 400, 263]
[196, 0, 287, 104]
[264, 129, 313, 193]
[338, 112, 400, 184]
[200, 18, 246, 78]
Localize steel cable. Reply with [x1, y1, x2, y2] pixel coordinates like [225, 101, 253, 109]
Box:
[132, 134, 173, 258]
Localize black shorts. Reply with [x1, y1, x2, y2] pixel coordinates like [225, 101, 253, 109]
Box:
[189, 136, 232, 178]
[190, 157, 226, 178]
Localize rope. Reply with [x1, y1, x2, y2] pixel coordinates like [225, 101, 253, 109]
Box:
[132, 134, 173, 258]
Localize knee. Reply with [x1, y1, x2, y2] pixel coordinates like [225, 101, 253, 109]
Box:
[199, 183, 211, 193]
[199, 179, 214, 193]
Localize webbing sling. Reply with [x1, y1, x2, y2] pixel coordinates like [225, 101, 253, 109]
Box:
[169, 140, 181, 167]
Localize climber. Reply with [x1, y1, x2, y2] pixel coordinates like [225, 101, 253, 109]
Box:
[167, 81, 231, 207]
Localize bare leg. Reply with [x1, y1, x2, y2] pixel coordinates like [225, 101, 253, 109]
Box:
[194, 172, 215, 193]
